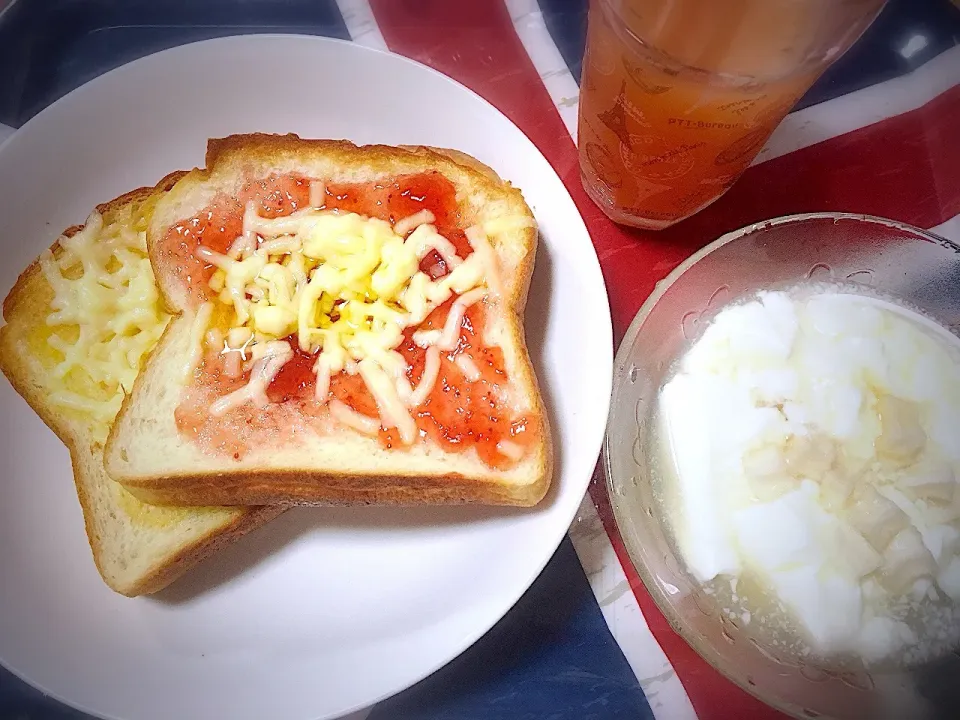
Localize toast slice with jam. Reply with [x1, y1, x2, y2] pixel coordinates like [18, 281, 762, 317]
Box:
[105, 134, 553, 507]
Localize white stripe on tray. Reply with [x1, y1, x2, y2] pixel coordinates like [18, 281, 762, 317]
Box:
[754, 44, 960, 165]
[505, 0, 581, 141]
[334, 0, 388, 51]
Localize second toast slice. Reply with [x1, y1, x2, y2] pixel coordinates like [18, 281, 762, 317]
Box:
[0, 176, 282, 595]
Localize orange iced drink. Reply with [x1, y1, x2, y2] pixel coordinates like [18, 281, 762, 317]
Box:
[578, 0, 886, 229]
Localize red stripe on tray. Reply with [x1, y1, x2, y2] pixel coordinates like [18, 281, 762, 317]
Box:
[370, 1, 960, 718]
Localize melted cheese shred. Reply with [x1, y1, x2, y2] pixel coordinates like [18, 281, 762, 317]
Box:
[329, 399, 379, 435]
[182, 302, 214, 382]
[413, 288, 487, 351]
[209, 340, 293, 416]
[394, 209, 436, 237]
[308, 180, 326, 209]
[454, 354, 482, 383]
[38, 205, 170, 442]
[408, 346, 441, 408]
[193, 186, 518, 453]
[357, 357, 417, 444]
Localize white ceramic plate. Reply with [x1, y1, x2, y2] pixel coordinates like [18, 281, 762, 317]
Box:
[0, 35, 612, 720]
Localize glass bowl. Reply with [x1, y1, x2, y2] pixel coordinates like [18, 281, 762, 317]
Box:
[604, 213, 960, 720]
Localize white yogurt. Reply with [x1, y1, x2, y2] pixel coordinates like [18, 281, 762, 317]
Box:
[658, 288, 960, 665]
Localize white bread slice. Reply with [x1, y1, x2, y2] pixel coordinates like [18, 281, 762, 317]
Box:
[0, 177, 282, 596]
[105, 134, 553, 507]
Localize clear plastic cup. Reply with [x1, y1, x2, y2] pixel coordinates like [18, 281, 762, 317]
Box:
[579, 0, 887, 229]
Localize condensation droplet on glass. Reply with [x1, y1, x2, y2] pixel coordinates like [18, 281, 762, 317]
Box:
[628, 365, 639, 383]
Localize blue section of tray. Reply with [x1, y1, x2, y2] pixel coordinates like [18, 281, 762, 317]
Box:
[0, 0, 351, 126]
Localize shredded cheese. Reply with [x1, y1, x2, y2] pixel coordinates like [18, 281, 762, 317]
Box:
[413, 288, 487, 351]
[394, 209, 436, 237]
[406, 223, 462, 270]
[227, 327, 252, 349]
[408, 346, 441, 408]
[454, 354, 482, 382]
[308, 180, 326, 209]
[189, 185, 509, 446]
[465, 225, 503, 298]
[209, 340, 293, 416]
[205, 328, 224, 352]
[258, 237, 302, 257]
[241, 201, 260, 253]
[182, 302, 214, 382]
[313, 354, 332, 401]
[227, 234, 250, 260]
[357, 357, 417, 444]
[223, 349, 242, 379]
[38, 205, 170, 442]
[329, 399, 379, 435]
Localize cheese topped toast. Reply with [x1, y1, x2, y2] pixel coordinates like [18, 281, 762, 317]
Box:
[105, 134, 553, 507]
[0, 176, 282, 596]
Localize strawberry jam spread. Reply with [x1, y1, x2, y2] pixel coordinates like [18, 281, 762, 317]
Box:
[161, 173, 471, 302]
[167, 173, 535, 469]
